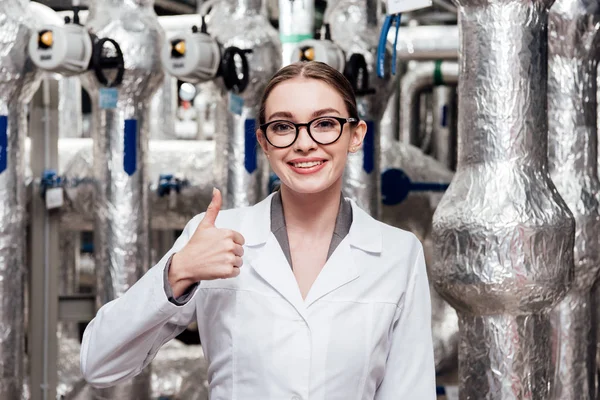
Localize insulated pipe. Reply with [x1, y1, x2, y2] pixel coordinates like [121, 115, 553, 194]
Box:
[547, 0, 600, 397]
[399, 61, 458, 146]
[431, 0, 576, 397]
[58, 77, 83, 138]
[431, 85, 457, 170]
[207, 0, 281, 208]
[389, 25, 459, 61]
[327, 0, 398, 218]
[80, 1, 164, 398]
[279, 0, 315, 66]
[0, 2, 41, 398]
[149, 73, 178, 140]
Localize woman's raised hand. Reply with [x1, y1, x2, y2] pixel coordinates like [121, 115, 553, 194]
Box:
[169, 188, 245, 297]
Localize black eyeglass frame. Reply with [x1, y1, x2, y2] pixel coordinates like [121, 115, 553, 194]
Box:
[259, 116, 359, 149]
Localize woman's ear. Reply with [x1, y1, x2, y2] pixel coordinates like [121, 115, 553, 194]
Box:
[348, 120, 368, 153]
[256, 129, 269, 156]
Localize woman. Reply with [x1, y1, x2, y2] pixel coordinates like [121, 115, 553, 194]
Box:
[80, 61, 436, 399]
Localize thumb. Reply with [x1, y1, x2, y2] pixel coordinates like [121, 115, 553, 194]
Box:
[199, 187, 222, 228]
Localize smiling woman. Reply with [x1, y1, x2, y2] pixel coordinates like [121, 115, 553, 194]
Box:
[80, 61, 436, 400]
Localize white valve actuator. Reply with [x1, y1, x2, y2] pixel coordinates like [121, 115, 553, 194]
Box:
[28, 24, 93, 75]
[161, 31, 221, 84]
[290, 39, 346, 73]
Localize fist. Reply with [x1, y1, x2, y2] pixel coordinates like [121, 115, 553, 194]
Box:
[169, 188, 245, 294]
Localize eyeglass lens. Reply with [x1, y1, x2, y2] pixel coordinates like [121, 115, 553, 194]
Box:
[266, 117, 342, 147]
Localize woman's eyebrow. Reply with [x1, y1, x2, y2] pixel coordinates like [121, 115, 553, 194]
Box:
[267, 111, 294, 121]
[311, 108, 341, 118]
[267, 108, 341, 122]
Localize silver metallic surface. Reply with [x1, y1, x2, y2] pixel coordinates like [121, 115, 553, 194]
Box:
[152, 340, 209, 399]
[58, 76, 83, 138]
[548, 0, 600, 396]
[81, 1, 164, 398]
[431, 0, 576, 397]
[327, 0, 398, 218]
[432, 85, 457, 170]
[58, 231, 80, 340]
[399, 61, 458, 146]
[207, 0, 281, 208]
[389, 25, 459, 61]
[381, 140, 458, 372]
[38, 138, 215, 230]
[150, 73, 177, 139]
[0, 2, 41, 398]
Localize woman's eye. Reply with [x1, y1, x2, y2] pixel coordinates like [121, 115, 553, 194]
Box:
[315, 119, 336, 129]
[272, 123, 294, 133]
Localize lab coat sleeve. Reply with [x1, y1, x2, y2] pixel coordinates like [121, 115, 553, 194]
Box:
[80, 214, 204, 388]
[374, 242, 436, 400]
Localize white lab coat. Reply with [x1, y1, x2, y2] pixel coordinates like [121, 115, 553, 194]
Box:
[80, 193, 436, 400]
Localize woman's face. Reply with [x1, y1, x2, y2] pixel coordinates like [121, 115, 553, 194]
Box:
[258, 77, 367, 195]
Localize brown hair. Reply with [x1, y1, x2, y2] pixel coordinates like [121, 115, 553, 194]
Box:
[257, 61, 359, 126]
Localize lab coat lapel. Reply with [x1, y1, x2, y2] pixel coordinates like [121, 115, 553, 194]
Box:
[304, 200, 382, 307]
[304, 239, 359, 308]
[250, 236, 306, 313]
[240, 194, 306, 315]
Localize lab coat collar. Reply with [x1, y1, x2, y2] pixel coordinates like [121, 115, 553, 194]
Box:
[240, 193, 382, 253]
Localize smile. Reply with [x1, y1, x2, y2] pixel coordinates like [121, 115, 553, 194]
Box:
[289, 160, 325, 168]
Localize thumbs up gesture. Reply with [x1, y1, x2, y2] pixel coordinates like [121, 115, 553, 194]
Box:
[168, 188, 245, 297]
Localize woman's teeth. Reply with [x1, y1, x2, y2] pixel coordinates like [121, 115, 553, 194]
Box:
[292, 161, 324, 168]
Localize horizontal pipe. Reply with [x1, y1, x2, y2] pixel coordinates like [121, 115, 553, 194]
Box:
[389, 25, 459, 60]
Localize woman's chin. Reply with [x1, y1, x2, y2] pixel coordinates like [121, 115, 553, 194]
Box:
[281, 178, 337, 195]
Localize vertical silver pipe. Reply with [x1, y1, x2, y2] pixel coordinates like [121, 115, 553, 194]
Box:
[327, 0, 397, 218]
[431, 0, 576, 398]
[58, 231, 80, 340]
[0, 2, 40, 398]
[548, 0, 600, 397]
[279, 0, 315, 66]
[149, 74, 177, 140]
[208, 0, 281, 208]
[82, 1, 164, 398]
[432, 85, 456, 170]
[58, 77, 83, 138]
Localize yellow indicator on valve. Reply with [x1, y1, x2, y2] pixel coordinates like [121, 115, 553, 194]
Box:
[303, 47, 315, 61]
[299, 46, 315, 62]
[38, 30, 53, 48]
[173, 40, 186, 55]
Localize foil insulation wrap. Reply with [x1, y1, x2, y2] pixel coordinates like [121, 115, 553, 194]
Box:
[548, 0, 600, 397]
[149, 73, 177, 140]
[431, 0, 576, 398]
[0, 2, 41, 398]
[52, 138, 215, 231]
[151, 340, 209, 399]
[208, 0, 281, 208]
[81, 1, 164, 398]
[327, 0, 398, 218]
[381, 141, 458, 372]
[58, 76, 83, 137]
[399, 62, 458, 146]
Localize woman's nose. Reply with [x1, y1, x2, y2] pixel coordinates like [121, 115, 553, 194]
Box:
[293, 126, 317, 152]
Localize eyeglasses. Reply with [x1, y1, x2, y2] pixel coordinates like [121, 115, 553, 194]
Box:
[259, 116, 358, 149]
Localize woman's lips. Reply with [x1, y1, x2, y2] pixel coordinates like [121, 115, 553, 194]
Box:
[287, 160, 328, 175]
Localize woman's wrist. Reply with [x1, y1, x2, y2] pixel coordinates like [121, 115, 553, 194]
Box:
[169, 252, 196, 297]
